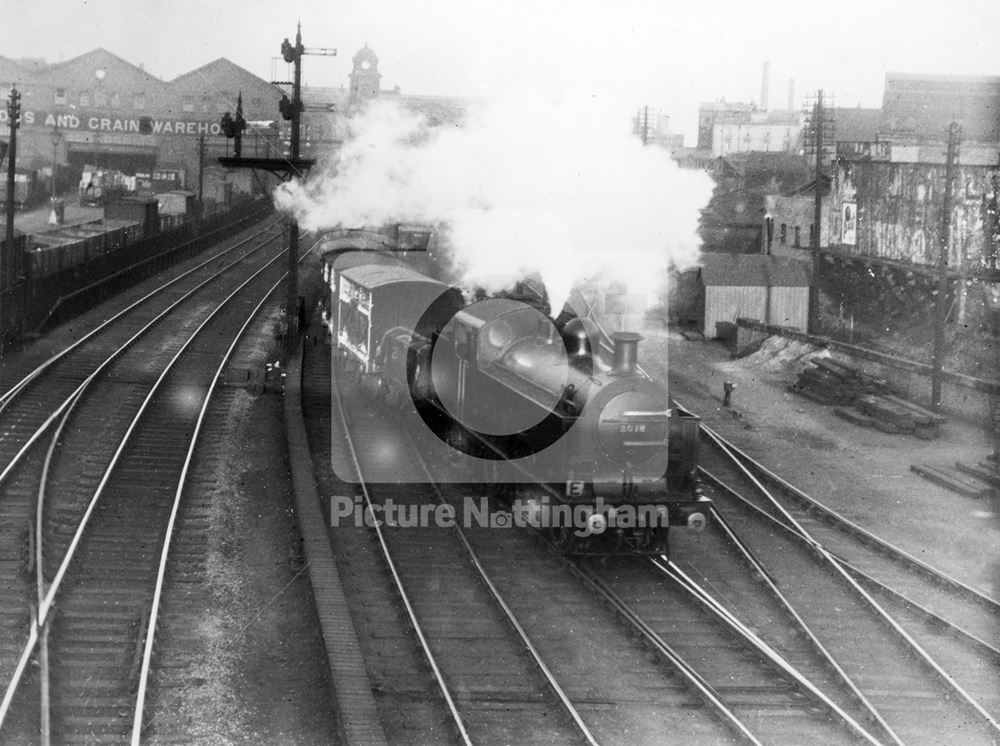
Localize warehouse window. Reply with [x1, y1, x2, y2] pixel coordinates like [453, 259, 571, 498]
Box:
[133, 93, 146, 110]
[794, 226, 801, 247]
[780, 223, 787, 245]
[94, 90, 107, 106]
[54, 88, 66, 105]
[202, 96, 211, 112]
[182, 96, 194, 112]
[79, 90, 91, 107]
[111, 93, 122, 109]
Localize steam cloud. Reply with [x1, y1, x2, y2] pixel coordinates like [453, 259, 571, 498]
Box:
[274, 91, 713, 317]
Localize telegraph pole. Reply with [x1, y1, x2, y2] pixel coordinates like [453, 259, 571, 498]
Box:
[197, 134, 205, 221]
[283, 26, 304, 350]
[932, 121, 961, 409]
[809, 89, 824, 334]
[5, 88, 18, 271]
[3, 86, 21, 353]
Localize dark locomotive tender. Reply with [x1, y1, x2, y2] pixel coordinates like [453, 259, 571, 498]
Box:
[323, 247, 708, 555]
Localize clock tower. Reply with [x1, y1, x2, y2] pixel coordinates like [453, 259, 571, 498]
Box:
[349, 45, 382, 106]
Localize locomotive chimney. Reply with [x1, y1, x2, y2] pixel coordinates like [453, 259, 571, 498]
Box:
[612, 332, 642, 375]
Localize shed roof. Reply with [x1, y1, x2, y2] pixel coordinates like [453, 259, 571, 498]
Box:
[340, 262, 448, 292]
[698, 253, 811, 287]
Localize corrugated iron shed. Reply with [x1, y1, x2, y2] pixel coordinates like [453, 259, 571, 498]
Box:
[696, 253, 812, 338]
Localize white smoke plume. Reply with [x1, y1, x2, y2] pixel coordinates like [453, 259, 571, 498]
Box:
[274, 91, 713, 316]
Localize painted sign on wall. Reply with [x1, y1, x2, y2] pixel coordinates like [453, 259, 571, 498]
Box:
[841, 202, 857, 245]
[0, 109, 224, 136]
[834, 159, 999, 271]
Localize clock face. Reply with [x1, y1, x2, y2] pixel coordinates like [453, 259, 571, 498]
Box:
[360, 60, 371, 70]
[95, 68, 106, 80]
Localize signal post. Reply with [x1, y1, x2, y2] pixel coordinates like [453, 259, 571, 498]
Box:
[218, 23, 335, 356]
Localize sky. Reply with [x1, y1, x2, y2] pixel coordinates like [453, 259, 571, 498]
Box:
[3, 0, 999, 143]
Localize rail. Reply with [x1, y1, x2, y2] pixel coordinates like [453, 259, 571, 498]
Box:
[330, 359, 474, 745]
[0, 231, 278, 491]
[696, 423, 1000, 737]
[406, 430, 600, 746]
[0, 232, 295, 737]
[0, 218, 281, 413]
[572, 566, 762, 745]
[131, 242, 316, 743]
[712, 430, 1000, 608]
[650, 551, 892, 745]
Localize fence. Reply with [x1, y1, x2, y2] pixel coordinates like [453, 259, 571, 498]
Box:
[0, 197, 272, 350]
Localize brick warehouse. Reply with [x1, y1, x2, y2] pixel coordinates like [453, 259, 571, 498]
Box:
[1, 45, 477, 209]
[0, 48, 288, 204]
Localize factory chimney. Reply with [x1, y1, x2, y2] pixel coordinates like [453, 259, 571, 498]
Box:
[788, 78, 795, 111]
[760, 60, 770, 111]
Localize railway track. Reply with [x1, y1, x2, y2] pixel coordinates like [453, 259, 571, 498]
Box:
[298, 283, 998, 743]
[0, 219, 310, 743]
[681, 417, 1000, 745]
[0, 212, 284, 401]
[0, 218, 284, 688]
[309, 324, 885, 744]
[326, 340, 745, 744]
[699, 427, 1000, 665]
[568, 293, 1000, 744]
[330, 349, 606, 745]
[577, 552, 883, 745]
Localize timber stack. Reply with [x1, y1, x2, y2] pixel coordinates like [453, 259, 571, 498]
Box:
[789, 357, 945, 439]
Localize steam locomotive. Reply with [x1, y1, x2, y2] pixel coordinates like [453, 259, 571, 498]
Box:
[322, 241, 707, 555]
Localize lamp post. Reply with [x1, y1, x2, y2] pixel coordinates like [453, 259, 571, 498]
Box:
[50, 126, 60, 198]
[48, 126, 62, 225]
[3, 86, 21, 355]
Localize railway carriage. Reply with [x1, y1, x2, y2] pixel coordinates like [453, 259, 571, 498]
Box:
[327, 251, 464, 403]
